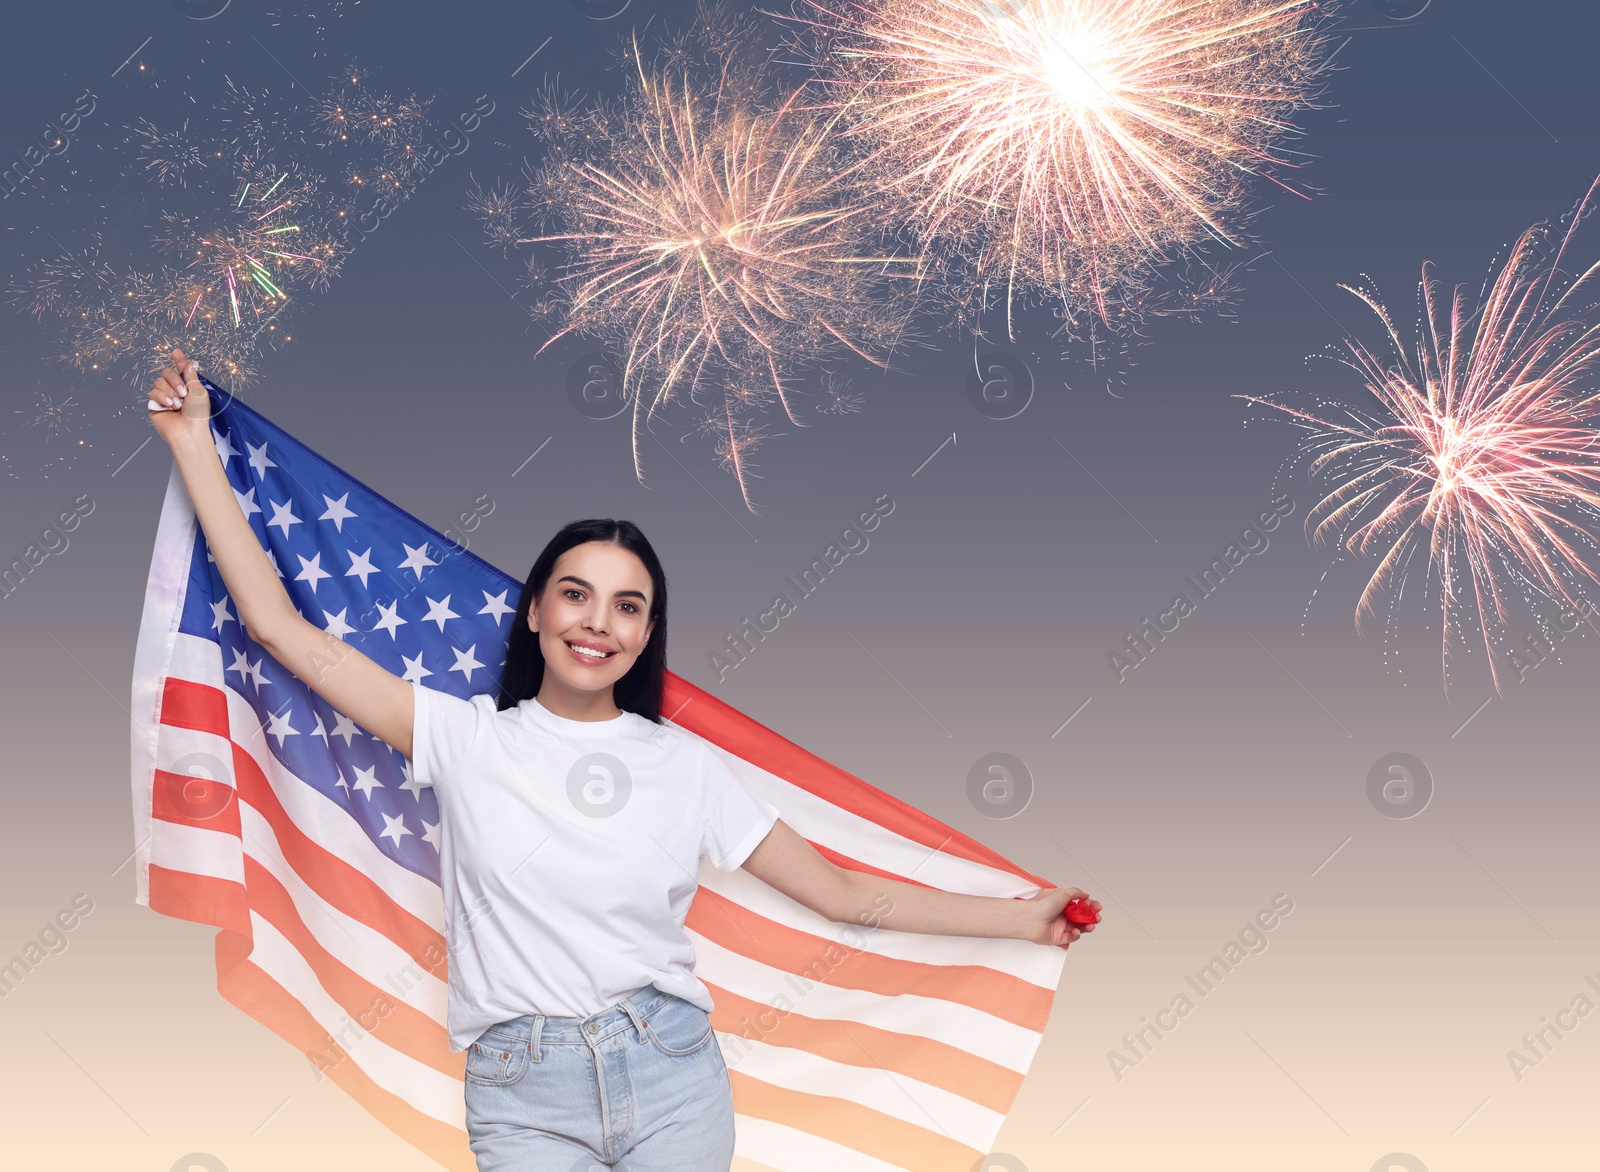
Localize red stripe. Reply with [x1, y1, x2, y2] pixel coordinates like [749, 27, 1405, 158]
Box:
[707, 980, 1026, 1115]
[664, 673, 1056, 888]
[688, 886, 1055, 1032]
[240, 855, 456, 1078]
[152, 766, 242, 833]
[150, 866, 472, 1167]
[160, 675, 446, 967]
[149, 864, 250, 937]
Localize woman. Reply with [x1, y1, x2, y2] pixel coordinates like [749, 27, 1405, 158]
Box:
[148, 349, 1101, 1171]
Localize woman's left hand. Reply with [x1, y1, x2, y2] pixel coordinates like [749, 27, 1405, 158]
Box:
[1019, 886, 1102, 949]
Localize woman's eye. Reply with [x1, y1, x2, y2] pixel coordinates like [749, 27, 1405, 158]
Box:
[619, 602, 638, 614]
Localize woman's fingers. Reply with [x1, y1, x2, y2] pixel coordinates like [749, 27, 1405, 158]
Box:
[152, 369, 177, 410]
[151, 361, 187, 410]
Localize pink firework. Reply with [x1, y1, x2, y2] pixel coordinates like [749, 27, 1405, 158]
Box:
[782, 0, 1335, 335]
[1243, 177, 1600, 692]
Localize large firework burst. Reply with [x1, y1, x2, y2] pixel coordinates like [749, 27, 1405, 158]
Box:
[489, 6, 921, 509]
[1242, 178, 1600, 692]
[782, 0, 1334, 336]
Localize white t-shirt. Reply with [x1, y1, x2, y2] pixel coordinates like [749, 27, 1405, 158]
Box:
[409, 681, 782, 1052]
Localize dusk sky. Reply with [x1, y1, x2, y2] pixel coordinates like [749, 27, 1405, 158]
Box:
[2, 2, 1597, 1170]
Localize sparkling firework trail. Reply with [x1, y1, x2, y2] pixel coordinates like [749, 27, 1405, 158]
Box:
[496, 5, 921, 509]
[783, 0, 1334, 336]
[10, 68, 429, 397]
[131, 117, 208, 188]
[1241, 177, 1600, 692]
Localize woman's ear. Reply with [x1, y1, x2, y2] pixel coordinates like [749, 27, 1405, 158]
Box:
[526, 599, 539, 634]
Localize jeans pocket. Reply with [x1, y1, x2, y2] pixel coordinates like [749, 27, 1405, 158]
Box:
[643, 997, 715, 1058]
[465, 1028, 530, 1086]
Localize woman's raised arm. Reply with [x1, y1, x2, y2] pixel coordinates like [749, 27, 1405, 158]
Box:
[148, 350, 415, 760]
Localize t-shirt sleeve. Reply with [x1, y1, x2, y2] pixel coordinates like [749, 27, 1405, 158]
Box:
[699, 741, 782, 873]
[410, 680, 492, 789]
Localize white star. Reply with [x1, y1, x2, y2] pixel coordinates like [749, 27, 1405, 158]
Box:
[294, 552, 332, 594]
[333, 771, 350, 793]
[399, 759, 431, 800]
[449, 644, 485, 683]
[265, 497, 302, 538]
[350, 765, 384, 799]
[321, 607, 357, 640]
[345, 547, 379, 588]
[421, 594, 459, 632]
[320, 492, 358, 532]
[421, 819, 442, 851]
[264, 548, 286, 579]
[311, 711, 329, 744]
[378, 812, 414, 847]
[226, 647, 253, 686]
[246, 654, 271, 692]
[246, 440, 278, 478]
[265, 707, 299, 748]
[211, 596, 237, 634]
[398, 541, 439, 579]
[371, 599, 407, 639]
[233, 484, 262, 519]
[401, 652, 433, 684]
[328, 712, 361, 747]
[479, 589, 515, 626]
[213, 427, 239, 465]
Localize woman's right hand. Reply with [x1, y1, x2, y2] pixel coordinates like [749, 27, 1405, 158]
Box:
[147, 348, 212, 447]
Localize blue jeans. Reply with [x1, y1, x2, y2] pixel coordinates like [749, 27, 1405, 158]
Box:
[464, 984, 735, 1171]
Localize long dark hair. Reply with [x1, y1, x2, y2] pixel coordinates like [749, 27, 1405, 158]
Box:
[494, 519, 668, 723]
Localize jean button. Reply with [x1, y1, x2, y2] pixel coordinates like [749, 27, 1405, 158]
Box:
[586, 1021, 597, 1033]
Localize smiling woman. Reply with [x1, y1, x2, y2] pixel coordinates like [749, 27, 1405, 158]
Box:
[145, 355, 1097, 1170]
[495, 519, 669, 724]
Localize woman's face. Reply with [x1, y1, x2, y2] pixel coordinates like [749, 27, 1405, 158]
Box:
[528, 541, 656, 698]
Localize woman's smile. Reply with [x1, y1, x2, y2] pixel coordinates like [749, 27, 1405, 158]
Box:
[564, 638, 618, 666]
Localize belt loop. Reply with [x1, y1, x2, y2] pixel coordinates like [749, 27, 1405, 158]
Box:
[529, 1013, 544, 1063]
[619, 993, 649, 1045]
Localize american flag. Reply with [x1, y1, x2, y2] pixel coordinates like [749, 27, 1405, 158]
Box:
[129, 384, 1067, 1171]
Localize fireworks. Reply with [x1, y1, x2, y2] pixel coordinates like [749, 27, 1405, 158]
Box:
[783, 0, 1334, 336]
[131, 118, 208, 188]
[1242, 178, 1600, 691]
[467, 178, 521, 253]
[157, 149, 341, 332]
[816, 369, 864, 414]
[490, 7, 921, 509]
[22, 392, 82, 440]
[9, 68, 428, 396]
[317, 66, 435, 196]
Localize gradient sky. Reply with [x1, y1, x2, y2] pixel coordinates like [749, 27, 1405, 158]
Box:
[2, 2, 1597, 1170]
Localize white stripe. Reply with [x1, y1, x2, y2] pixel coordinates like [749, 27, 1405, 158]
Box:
[131, 462, 200, 906]
[700, 865, 1064, 989]
[245, 911, 466, 1129]
[165, 629, 445, 928]
[716, 1029, 1003, 1153]
[701, 738, 1050, 900]
[728, 1115, 921, 1172]
[691, 933, 1047, 1073]
[150, 818, 244, 884]
[239, 802, 448, 1026]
